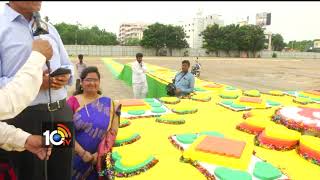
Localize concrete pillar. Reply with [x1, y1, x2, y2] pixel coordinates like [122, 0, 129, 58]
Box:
[268, 33, 272, 51]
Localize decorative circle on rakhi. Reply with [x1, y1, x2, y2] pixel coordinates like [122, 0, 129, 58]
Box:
[155, 114, 186, 125]
[236, 116, 274, 135]
[264, 90, 285, 96]
[127, 110, 146, 116]
[243, 90, 261, 97]
[148, 102, 162, 107]
[219, 91, 239, 99]
[151, 107, 167, 114]
[254, 125, 301, 151]
[172, 106, 198, 115]
[191, 94, 212, 102]
[114, 131, 141, 147]
[159, 97, 181, 104]
[273, 107, 320, 136]
[293, 97, 313, 105]
[297, 135, 320, 166]
[110, 152, 159, 177]
[144, 98, 155, 103]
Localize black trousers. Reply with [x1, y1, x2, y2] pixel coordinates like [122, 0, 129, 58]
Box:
[75, 79, 81, 92]
[6, 102, 74, 180]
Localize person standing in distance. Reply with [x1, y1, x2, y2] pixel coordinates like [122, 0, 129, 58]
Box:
[75, 54, 87, 91]
[132, 53, 148, 99]
[0, 1, 75, 180]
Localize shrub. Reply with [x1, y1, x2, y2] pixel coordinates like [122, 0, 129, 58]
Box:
[272, 52, 277, 58]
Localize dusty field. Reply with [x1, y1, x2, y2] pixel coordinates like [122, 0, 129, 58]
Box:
[68, 56, 320, 100]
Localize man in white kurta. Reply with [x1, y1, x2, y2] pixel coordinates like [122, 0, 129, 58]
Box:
[132, 53, 148, 99]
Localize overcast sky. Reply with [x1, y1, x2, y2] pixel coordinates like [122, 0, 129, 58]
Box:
[1, 1, 319, 42]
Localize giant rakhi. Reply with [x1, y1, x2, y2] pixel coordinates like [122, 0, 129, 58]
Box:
[273, 107, 320, 136]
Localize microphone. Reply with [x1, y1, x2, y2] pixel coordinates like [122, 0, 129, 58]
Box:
[32, 12, 49, 36]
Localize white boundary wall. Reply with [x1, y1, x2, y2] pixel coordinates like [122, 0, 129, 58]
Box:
[64, 45, 320, 59]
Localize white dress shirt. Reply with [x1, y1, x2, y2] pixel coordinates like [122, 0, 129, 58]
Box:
[132, 61, 147, 84]
[0, 51, 46, 151]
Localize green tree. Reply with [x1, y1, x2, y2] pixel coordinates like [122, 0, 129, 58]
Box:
[201, 24, 223, 56]
[140, 23, 166, 56]
[54, 22, 79, 44]
[202, 24, 265, 57]
[220, 24, 240, 56]
[140, 23, 188, 56]
[287, 40, 313, 52]
[238, 25, 265, 57]
[165, 25, 189, 56]
[272, 33, 285, 51]
[124, 38, 141, 46]
[54, 23, 118, 45]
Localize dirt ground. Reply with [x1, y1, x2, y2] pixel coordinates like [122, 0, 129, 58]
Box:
[68, 56, 320, 100]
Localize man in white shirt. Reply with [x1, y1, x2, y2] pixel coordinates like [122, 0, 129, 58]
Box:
[0, 39, 52, 160]
[132, 53, 148, 99]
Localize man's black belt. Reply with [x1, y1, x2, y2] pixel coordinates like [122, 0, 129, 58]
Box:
[27, 98, 66, 112]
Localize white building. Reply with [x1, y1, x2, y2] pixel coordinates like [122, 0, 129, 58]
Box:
[118, 23, 149, 45]
[178, 10, 224, 49]
[237, 20, 248, 27]
[236, 16, 249, 27]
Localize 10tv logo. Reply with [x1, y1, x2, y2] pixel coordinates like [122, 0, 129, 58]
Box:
[43, 123, 72, 146]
